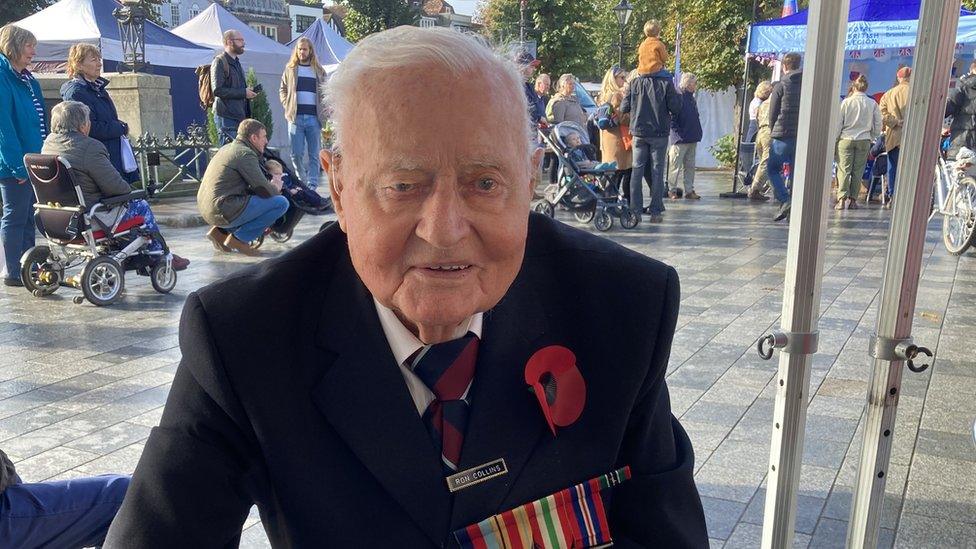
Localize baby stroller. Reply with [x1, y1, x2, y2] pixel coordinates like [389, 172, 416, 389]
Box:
[535, 122, 639, 231]
[247, 147, 333, 249]
[19, 154, 178, 306]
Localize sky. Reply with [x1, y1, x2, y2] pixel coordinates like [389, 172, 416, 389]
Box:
[449, 0, 480, 18]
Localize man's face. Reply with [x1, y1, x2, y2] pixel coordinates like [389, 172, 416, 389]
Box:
[227, 33, 245, 55]
[248, 129, 268, 153]
[331, 67, 539, 341]
[297, 43, 311, 64]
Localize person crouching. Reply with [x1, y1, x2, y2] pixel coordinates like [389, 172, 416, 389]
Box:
[198, 119, 288, 256]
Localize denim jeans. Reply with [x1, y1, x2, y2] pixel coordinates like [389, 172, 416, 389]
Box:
[0, 474, 129, 548]
[886, 146, 900, 197]
[214, 114, 240, 146]
[0, 177, 36, 280]
[628, 136, 668, 216]
[767, 137, 796, 204]
[223, 195, 289, 243]
[288, 114, 322, 189]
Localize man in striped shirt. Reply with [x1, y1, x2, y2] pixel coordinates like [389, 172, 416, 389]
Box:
[279, 38, 328, 190]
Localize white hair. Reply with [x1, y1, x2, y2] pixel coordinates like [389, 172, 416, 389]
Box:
[50, 100, 90, 134]
[678, 73, 697, 92]
[324, 26, 533, 155]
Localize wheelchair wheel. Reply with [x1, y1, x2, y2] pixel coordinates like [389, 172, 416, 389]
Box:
[533, 201, 555, 218]
[270, 229, 293, 243]
[620, 206, 640, 229]
[21, 246, 63, 297]
[943, 181, 976, 255]
[249, 233, 265, 250]
[594, 210, 613, 232]
[150, 261, 177, 294]
[81, 256, 125, 306]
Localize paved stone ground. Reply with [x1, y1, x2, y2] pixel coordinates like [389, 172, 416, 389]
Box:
[0, 171, 972, 548]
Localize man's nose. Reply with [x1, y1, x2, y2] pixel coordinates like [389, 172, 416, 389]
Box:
[415, 183, 470, 249]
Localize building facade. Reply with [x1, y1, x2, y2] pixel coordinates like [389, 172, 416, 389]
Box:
[417, 0, 475, 32]
[157, 0, 311, 45]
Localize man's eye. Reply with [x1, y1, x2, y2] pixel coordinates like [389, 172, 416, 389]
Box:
[392, 183, 413, 192]
[476, 178, 498, 192]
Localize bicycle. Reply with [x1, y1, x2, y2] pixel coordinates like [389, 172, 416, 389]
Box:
[931, 148, 976, 255]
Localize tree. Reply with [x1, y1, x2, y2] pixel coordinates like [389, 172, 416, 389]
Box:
[247, 68, 274, 140]
[342, 0, 416, 42]
[0, 0, 50, 26]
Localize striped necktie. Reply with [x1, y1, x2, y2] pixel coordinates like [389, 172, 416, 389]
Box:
[410, 333, 479, 472]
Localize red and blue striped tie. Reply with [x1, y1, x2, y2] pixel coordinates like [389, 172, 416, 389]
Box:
[411, 333, 479, 472]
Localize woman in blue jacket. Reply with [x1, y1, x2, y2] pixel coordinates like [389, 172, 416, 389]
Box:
[0, 25, 46, 287]
[60, 43, 136, 183]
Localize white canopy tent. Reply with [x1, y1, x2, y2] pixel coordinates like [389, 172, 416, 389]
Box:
[287, 18, 354, 74]
[173, 3, 292, 147]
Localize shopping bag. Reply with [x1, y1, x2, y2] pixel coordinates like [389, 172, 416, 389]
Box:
[120, 136, 138, 174]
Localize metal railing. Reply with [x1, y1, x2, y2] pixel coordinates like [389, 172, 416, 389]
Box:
[132, 123, 211, 197]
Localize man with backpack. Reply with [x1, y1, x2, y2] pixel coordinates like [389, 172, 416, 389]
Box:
[207, 30, 256, 145]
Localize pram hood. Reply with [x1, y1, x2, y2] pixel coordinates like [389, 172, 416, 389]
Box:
[552, 121, 591, 150]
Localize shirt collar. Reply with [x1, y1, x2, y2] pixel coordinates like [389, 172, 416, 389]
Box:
[373, 297, 483, 368]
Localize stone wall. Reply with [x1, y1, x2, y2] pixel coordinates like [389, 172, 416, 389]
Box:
[34, 72, 174, 138]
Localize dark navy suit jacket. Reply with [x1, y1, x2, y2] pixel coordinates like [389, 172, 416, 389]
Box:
[105, 214, 707, 548]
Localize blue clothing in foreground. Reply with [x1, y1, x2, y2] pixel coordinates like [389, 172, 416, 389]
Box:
[0, 474, 130, 548]
[223, 194, 289, 243]
[0, 53, 46, 181]
[119, 199, 163, 251]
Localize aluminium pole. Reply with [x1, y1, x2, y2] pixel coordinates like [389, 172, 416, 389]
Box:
[846, 1, 960, 546]
[759, 1, 849, 547]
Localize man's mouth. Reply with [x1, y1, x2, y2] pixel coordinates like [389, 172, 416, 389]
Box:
[425, 264, 471, 271]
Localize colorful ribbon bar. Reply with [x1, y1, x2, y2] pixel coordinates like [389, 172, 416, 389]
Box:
[453, 466, 632, 549]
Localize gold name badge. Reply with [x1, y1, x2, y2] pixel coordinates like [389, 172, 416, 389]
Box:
[446, 458, 509, 493]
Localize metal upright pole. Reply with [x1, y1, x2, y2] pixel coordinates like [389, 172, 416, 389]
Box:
[846, 1, 959, 546]
[722, 25, 753, 199]
[759, 1, 849, 547]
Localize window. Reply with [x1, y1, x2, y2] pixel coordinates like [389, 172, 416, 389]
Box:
[249, 23, 277, 41]
[150, 4, 163, 21]
[189, 3, 201, 18]
[419, 17, 437, 28]
[296, 15, 315, 33]
[170, 3, 180, 27]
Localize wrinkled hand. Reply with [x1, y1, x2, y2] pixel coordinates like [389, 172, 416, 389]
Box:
[246, 88, 257, 100]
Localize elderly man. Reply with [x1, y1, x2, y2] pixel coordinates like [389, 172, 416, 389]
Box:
[197, 118, 287, 256]
[41, 101, 189, 270]
[212, 29, 256, 145]
[107, 28, 705, 548]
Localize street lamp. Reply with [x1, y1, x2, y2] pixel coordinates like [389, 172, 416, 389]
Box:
[113, 0, 148, 73]
[612, 0, 633, 68]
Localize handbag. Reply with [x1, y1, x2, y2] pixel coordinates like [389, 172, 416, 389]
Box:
[620, 125, 633, 151]
[120, 135, 138, 174]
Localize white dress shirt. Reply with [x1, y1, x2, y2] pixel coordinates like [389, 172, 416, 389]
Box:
[839, 91, 883, 141]
[373, 298, 483, 416]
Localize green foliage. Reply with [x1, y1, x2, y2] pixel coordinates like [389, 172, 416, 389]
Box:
[246, 68, 274, 140]
[342, 0, 416, 42]
[206, 110, 218, 147]
[477, 0, 809, 91]
[709, 133, 737, 168]
[965, 0, 976, 11]
[0, 0, 49, 26]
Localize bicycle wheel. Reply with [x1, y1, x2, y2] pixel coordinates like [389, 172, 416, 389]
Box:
[943, 180, 976, 255]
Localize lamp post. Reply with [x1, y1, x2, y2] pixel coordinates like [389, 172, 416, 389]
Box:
[612, 0, 633, 68]
[113, 0, 148, 73]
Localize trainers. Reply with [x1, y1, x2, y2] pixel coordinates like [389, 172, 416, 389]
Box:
[2, 278, 23, 287]
[749, 193, 770, 202]
[206, 226, 231, 252]
[649, 215, 664, 223]
[668, 190, 680, 199]
[773, 202, 791, 221]
[171, 254, 190, 271]
[684, 191, 701, 200]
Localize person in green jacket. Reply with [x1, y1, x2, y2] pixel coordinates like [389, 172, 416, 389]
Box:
[197, 118, 288, 256]
[0, 25, 47, 286]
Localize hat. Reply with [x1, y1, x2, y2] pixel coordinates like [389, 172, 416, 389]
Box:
[516, 50, 541, 68]
[897, 66, 912, 79]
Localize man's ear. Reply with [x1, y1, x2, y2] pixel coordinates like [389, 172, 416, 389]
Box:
[324, 149, 347, 233]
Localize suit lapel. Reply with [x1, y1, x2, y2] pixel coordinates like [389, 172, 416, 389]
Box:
[449, 272, 551, 529]
[311, 253, 451, 545]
